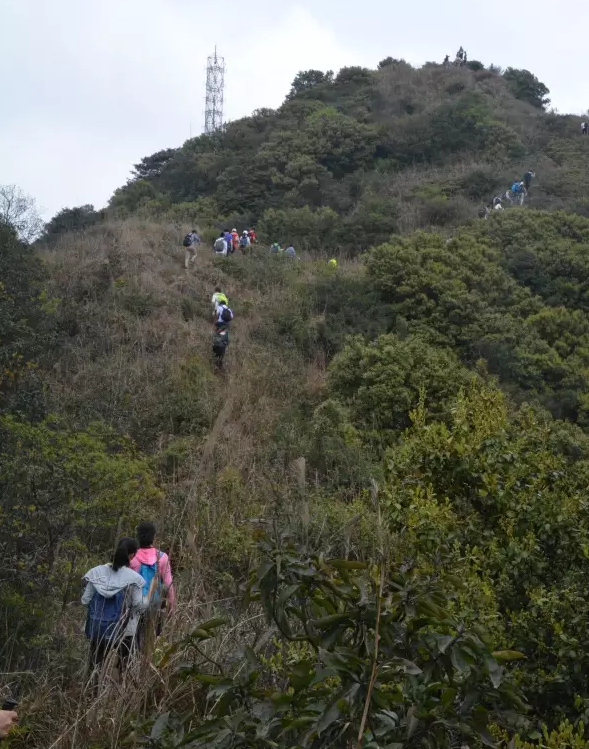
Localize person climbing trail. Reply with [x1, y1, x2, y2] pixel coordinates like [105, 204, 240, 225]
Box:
[523, 170, 535, 191]
[82, 537, 147, 680]
[231, 228, 239, 254]
[443, 54, 450, 67]
[211, 287, 229, 321]
[215, 299, 234, 329]
[214, 232, 228, 256]
[248, 227, 257, 244]
[510, 181, 527, 205]
[582, 121, 588, 135]
[270, 242, 281, 254]
[478, 205, 491, 220]
[328, 258, 338, 268]
[130, 521, 175, 654]
[493, 196, 504, 211]
[223, 229, 233, 253]
[284, 243, 296, 259]
[182, 230, 200, 269]
[212, 326, 229, 369]
[239, 231, 250, 252]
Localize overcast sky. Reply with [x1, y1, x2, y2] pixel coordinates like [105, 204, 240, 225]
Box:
[1, 0, 587, 221]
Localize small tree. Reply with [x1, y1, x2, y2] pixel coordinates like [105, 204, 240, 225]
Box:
[41, 204, 100, 244]
[287, 69, 334, 100]
[0, 184, 43, 242]
[503, 68, 550, 109]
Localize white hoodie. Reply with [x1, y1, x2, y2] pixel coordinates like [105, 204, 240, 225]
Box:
[82, 564, 147, 637]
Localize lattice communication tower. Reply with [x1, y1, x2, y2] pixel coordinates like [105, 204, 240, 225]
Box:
[204, 47, 225, 134]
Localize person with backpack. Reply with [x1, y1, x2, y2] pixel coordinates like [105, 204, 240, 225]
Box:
[130, 521, 176, 649]
[239, 231, 250, 252]
[82, 537, 147, 676]
[284, 243, 296, 258]
[211, 287, 228, 316]
[215, 300, 234, 329]
[182, 230, 200, 269]
[582, 122, 588, 136]
[231, 228, 239, 253]
[212, 326, 229, 368]
[214, 232, 228, 256]
[248, 228, 257, 244]
[492, 196, 504, 211]
[270, 242, 281, 254]
[523, 170, 535, 190]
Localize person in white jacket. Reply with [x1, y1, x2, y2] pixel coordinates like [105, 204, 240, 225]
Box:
[82, 537, 146, 675]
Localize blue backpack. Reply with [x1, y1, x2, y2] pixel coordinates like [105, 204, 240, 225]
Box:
[85, 589, 129, 643]
[139, 551, 164, 605]
[512, 182, 521, 194]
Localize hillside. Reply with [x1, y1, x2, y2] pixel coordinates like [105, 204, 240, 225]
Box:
[81, 60, 589, 251]
[5, 60, 589, 748]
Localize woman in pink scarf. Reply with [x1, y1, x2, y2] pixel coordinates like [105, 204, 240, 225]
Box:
[130, 521, 176, 616]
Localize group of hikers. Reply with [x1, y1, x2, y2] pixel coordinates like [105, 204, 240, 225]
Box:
[444, 47, 468, 68]
[182, 227, 301, 268]
[479, 169, 535, 219]
[213, 227, 257, 256]
[82, 521, 175, 682]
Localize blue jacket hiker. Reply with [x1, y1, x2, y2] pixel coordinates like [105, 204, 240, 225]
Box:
[82, 537, 146, 676]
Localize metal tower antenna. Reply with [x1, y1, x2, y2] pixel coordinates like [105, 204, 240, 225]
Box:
[204, 46, 225, 135]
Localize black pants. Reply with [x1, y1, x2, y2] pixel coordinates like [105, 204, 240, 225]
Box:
[88, 635, 135, 675]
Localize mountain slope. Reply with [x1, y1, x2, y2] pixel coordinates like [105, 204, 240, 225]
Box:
[100, 61, 589, 253]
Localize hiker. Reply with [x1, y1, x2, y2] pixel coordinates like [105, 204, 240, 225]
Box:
[270, 242, 281, 254]
[214, 232, 228, 256]
[493, 196, 503, 211]
[239, 230, 250, 252]
[443, 54, 450, 67]
[510, 181, 526, 206]
[328, 258, 338, 268]
[223, 229, 233, 253]
[211, 287, 228, 316]
[231, 228, 239, 254]
[284, 243, 296, 258]
[248, 227, 257, 244]
[182, 230, 200, 269]
[82, 537, 147, 677]
[215, 299, 234, 329]
[478, 205, 491, 220]
[0, 709, 18, 739]
[130, 521, 176, 649]
[582, 122, 588, 135]
[523, 170, 535, 190]
[212, 326, 229, 368]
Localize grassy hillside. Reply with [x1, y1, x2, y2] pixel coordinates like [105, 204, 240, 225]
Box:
[94, 61, 589, 251]
[6, 60, 589, 748]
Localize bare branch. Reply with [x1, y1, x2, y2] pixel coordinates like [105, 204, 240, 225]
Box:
[0, 184, 43, 242]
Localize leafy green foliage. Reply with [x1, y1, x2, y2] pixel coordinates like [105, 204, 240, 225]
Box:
[503, 68, 550, 109]
[0, 415, 162, 663]
[136, 532, 524, 748]
[41, 204, 101, 244]
[0, 221, 55, 415]
[328, 334, 473, 440]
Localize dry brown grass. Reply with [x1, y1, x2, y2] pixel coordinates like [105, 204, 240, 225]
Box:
[8, 220, 376, 747]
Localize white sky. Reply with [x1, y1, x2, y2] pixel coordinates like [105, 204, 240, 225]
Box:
[1, 0, 587, 220]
